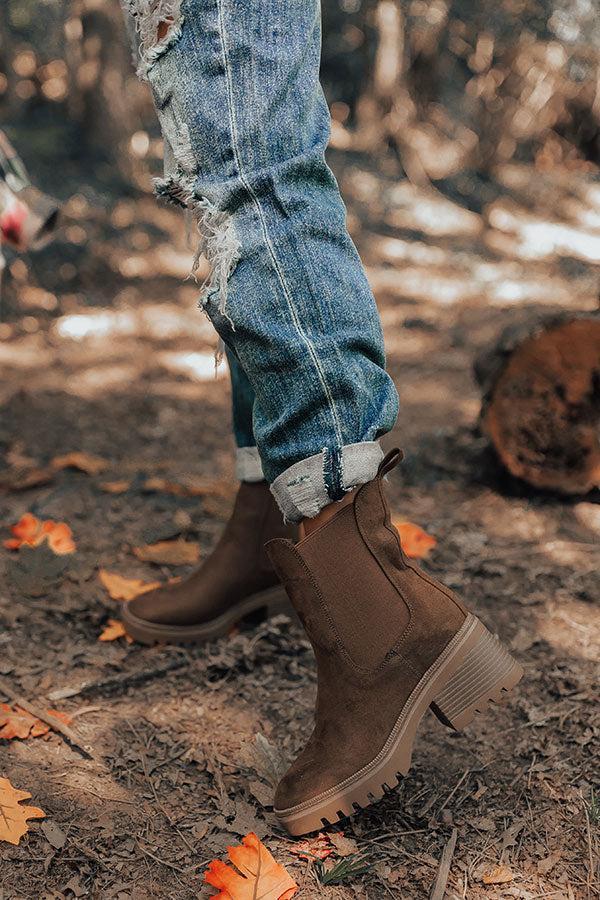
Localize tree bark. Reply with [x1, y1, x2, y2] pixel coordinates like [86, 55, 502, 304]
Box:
[475, 310, 600, 495]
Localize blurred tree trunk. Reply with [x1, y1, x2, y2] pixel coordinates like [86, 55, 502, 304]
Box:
[1, 0, 598, 182]
[65, 0, 138, 174]
[475, 311, 600, 495]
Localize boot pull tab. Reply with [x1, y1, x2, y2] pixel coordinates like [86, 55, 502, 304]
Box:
[378, 448, 404, 478]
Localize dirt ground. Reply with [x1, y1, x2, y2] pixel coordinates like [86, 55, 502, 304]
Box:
[0, 145, 598, 899]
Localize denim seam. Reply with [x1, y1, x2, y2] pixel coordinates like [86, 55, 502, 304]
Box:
[215, 0, 344, 451]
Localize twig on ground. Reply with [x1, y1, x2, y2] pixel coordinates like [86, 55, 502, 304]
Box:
[0, 674, 94, 759]
[583, 800, 596, 896]
[136, 841, 187, 873]
[430, 827, 458, 900]
[139, 748, 196, 854]
[48, 780, 137, 805]
[69, 705, 106, 719]
[46, 652, 189, 700]
[438, 770, 470, 815]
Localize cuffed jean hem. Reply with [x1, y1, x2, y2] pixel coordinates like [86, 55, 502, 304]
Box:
[270, 441, 384, 524]
[235, 446, 265, 483]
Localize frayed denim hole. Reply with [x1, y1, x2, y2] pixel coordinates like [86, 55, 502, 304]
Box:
[121, 0, 184, 78]
[154, 173, 240, 329]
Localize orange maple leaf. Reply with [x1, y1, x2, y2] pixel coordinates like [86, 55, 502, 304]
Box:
[482, 864, 514, 885]
[392, 519, 437, 559]
[51, 451, 108, 476]
[43, 521, 76, 555]
[133, 539, 200, 566]
[0, 777, 45, 845]
[98, 569, 160, 602]
[0, 704, 48, 740]
[4, 513, 45, 549]
[0, 704, 73, 741]
[99, 618, 133, 643]
[4, 514, 76, 555]
[204, 832, 298, 900]
[99, 480, 131, 494]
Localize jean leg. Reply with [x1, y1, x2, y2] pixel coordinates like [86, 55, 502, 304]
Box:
[225, 345, 264, 482]
[122, 0, 399, 522]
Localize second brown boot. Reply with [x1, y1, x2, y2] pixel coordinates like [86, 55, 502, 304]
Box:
[267, 449, 523, 835]
[123, 480, 295, 644]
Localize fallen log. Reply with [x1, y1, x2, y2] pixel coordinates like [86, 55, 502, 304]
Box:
[474, 309, 600, 495]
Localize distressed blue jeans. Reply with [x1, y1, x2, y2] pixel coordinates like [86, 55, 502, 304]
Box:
[122, 0, 399, 522]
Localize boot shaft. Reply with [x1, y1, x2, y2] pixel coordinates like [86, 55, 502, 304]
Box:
[224, 480, 294, 572]
[267, 449, 466, 677]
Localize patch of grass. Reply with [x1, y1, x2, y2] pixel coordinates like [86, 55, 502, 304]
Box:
[586, 787, 599, 826]
[314, 854, 371, 885]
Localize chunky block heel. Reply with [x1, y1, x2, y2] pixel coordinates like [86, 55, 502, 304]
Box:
[431, 620, 523, 731]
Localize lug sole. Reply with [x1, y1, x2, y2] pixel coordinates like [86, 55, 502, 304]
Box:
[121, 585, 290, 645]
[275, 614, 523, 836]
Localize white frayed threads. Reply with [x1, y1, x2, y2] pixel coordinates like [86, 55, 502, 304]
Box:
[121, 0, 183, 76]
[194, 198, 240, 321]
[154, 175, 240, 322]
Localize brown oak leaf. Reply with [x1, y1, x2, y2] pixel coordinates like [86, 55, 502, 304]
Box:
[98, 569, 160, 601]
[0, 777, 45, 845]
[133, 539, 200, 566]
[204, 832, 298, 899]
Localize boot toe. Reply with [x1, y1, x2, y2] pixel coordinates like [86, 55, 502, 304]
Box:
[127, 587, 174, 625]
[274, 747, 340, 813]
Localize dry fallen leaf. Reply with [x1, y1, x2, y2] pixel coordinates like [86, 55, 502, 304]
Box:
[41, 819, 67, 849]
[46, 709, 74, 727]
[0, 446, 54, 491]
[289, 833, 334, 861]
[328, 832, 360, 857]
[51, 451, 109, 476]
[537, 851, 562, 876]
[142, 476, 187, 496]
[133, 539, 200, 566]
[204, 831, 298, 900]
[98, 569, 160, 601]
[0, 704, 48, 740]
[0, 776, 45, 845]
[4, 514, 76, 555]
[289, 831, 358, 862]
[482, 864, 514, 885]
[0, 466, 54, 492]
[44, 522, 76, 555]
[143, 476, 234, 499]
[4, 512, 43, 549]
[0, 705, 73, 741]
[5, 443, 37, 470]
[98, 480, 131, 494]
[392, 519, 437, 558]
[99, 619, 133, 643]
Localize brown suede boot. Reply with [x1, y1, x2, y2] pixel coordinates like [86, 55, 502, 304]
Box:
[267, 449, 523, 835]
[123, 481, 295, 644]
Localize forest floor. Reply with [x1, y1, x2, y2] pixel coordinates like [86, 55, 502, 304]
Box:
[0, 142, 598, 899]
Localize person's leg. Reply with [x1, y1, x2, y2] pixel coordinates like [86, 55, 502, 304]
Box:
[226, 346, 263, 483]
[121, 0, 399, 523]
[120, 0, 522, 833]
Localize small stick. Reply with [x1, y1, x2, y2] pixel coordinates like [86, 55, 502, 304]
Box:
[48, 780, 136, 804]
[0, 675, 94, 759]
[46, 653, 189, 701]
[430, 827, 458, 900]
[583, 801, 596, 895]
[136, 841, 187, 873]
[438, 769, 470, 814]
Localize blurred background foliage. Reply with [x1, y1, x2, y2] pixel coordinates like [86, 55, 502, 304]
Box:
[1, 0, 599, 195]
